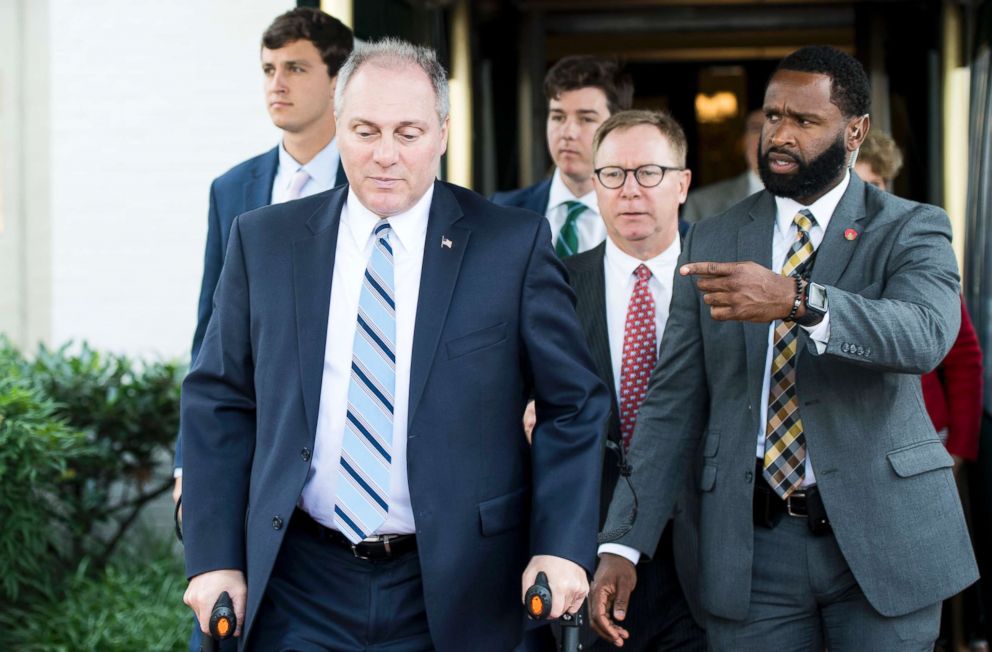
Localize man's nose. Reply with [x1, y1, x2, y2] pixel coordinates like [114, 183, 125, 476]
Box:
[267, 69, 287, 93]
[619, 171, 642, 198]
[768, 123, 795, 148]
[561, 117, 579, 140]
[374, 136, 398, 165]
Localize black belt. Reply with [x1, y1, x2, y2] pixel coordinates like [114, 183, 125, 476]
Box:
[292, 509, 417, 560]
[752, 461, 831, 535]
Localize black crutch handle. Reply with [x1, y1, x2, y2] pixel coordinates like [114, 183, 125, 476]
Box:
[525, 571, 553, 619]
[200, 591, 236, 652]
[524, 571, 585, 652]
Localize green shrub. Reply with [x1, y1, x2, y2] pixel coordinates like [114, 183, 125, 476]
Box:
[0, 338, 185, 628]
[21, 342, 184, 567]
[0, 535, 189, 652]
[0, 349, 92, 602]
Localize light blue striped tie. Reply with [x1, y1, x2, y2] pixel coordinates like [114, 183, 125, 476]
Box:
[334, 220, 396, 543]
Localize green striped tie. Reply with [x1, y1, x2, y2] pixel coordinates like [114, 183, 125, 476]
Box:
[555, 200, 585, 258]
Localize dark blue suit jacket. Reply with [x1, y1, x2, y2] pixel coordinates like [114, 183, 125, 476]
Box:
[175, 147, 347, 468]
[181, 182, 610, 650]
[492, 178, 552, 215]
[491, 177, 691, 239]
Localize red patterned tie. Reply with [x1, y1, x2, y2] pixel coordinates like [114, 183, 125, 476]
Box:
[619, 264, 657, 450]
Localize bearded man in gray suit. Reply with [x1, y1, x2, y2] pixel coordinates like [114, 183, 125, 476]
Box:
[590, 45, 978, 651]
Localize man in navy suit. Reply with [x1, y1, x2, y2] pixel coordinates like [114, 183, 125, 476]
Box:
[173, 7, 353, 492]
[181, 38, 610, 651]
[492, 56, 633, 256]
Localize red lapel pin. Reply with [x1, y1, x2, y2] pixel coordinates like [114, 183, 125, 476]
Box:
[844, 228, 858, 241]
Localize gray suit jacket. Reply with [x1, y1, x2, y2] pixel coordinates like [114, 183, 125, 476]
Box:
[681, 172, 754, 224]
[603, 174, 979, 620]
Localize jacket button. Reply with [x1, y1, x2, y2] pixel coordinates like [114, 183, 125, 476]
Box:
[301, 447, 311, 461]
[841, 342, 850, 353]
[856, 345, 865, 356]
[865, 347, 872, 356]
[272, 516, 283, 530]
[745, 470, 754, 483]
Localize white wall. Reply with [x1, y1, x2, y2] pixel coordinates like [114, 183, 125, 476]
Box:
[0, 0, 52, 349]
[47, 0, 290, 359]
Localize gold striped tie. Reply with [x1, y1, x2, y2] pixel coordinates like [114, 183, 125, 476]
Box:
[763, 209, 816, 499]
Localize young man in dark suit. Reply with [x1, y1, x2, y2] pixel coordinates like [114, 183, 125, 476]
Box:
[174, 7, 352, 488]
[492, 56, 633, 256]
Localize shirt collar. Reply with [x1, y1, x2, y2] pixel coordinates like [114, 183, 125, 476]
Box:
[604, 234, 681, 282]
[344, 183, 434, 254]
[548, 168, 599, 215]
[278, 137, 340, 189]
[773, 169, 850, 237]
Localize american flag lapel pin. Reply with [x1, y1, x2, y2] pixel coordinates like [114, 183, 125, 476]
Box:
[441, 236, 453, 249]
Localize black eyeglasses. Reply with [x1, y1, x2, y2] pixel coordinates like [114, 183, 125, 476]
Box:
[594, 164, 684, 189]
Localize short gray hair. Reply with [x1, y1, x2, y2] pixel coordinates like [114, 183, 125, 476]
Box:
[334, 37, 449, 124]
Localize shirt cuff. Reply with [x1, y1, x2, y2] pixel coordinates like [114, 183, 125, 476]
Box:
[173, 467, 183, 478]
[801, 310, 830, 354]
[597, 543, 641, 566]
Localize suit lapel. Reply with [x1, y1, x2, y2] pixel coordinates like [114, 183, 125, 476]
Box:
[244, 147, 278, 213]
[293, 187, 347, 440]
[740, 192, 776, 411]
[335, 161, 348, 188]
[408, 182, 469, 427]
[573, 244, 621, 440]
[810, 174, 868, 288]
[533, 178, 553, 214]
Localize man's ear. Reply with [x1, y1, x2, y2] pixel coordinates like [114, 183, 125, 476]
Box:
[848, 114, 870, 151]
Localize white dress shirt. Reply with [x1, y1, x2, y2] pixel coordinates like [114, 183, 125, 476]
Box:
[270, 137, 341, 204]
[602, 237, 681, 397]
[754, 171, 847, 484]
[546, 168, 606, 253]
[599, 174, 847, 566]
[299, 185, 433, 536]
[597, 235, 681, 564]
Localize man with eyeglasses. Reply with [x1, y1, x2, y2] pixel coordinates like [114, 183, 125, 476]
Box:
[560, 109, 706, 651]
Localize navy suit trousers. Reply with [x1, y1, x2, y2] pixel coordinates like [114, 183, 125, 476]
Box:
[248, 510, 434, 652]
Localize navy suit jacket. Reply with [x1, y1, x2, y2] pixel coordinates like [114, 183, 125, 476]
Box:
[492, 177, 691, 239]
[181, 181, 610, 650]
[175, 147, 347, 467]
[492, 177, 553, 215]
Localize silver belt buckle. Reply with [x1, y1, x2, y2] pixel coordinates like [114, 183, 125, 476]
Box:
[349, 542, 371, 560]
[786, 491, 808, 518]
[351, 534, 396, 559]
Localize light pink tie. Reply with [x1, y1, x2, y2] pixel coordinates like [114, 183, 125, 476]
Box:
[286, 168, 311, 200]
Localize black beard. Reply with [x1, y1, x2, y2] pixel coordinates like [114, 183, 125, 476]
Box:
[758, 135, 848, 202]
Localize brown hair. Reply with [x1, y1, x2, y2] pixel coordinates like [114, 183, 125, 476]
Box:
[543, 56, 634, 115]
[593, 109, 688, 167]
[262, 8, 354, 79]
[857, 130, 903, 182]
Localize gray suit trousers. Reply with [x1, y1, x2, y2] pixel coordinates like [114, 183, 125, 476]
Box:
[705, 515, 940, 652]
